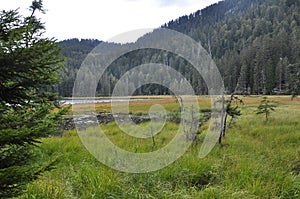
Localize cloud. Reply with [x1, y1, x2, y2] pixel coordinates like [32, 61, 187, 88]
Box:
[125, 0, 194, 7]
[155, 0, 189, 7]
[1, 0, 220, 40]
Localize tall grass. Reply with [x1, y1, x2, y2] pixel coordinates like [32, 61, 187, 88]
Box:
[20, 96, 299, 198]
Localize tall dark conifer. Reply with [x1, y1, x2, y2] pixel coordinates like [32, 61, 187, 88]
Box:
[0, 1, 67, 197]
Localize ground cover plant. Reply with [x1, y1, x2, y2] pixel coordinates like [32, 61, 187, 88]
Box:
[19, 96, 300, 199]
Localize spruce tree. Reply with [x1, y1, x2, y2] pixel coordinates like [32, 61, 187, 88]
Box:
[256, 96, 277, 122]
[0, 1, 67, 197]
[287, 63, 300, 100]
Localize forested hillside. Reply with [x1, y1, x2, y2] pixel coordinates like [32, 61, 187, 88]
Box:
[57, 39, 101, 96]
[57, 0, 300, 96]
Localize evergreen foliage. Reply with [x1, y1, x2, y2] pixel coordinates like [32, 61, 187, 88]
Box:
[0, 1, 67, 197]
[256, 96, 277, 122]
[57, 39, 101, 96]
[56, 0, 300, 97]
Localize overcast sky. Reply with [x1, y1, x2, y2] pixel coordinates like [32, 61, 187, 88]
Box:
[0, 0, 220, 41]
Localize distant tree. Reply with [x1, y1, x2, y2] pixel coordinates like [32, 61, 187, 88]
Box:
[235, 64, 249, 95]
[0, 1, 67, 197]
[287, 63, 300, 100]
[256, 96, 277, 123]
[286, 0, 300, 7]
[274, 57, 289, 94]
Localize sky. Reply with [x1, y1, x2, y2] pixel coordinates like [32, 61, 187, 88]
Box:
[0, 0, 220, 41]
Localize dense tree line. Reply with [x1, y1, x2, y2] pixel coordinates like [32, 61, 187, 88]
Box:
[57, 0, 300, 96]
[56, 39, 101, 96]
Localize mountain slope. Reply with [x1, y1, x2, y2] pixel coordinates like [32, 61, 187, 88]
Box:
[164, 0, 299, 94]
[57, 0, 300, 96]
[57, 39, 101, 96]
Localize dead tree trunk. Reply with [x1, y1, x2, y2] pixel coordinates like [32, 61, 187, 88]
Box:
[219, 94, 226, 144]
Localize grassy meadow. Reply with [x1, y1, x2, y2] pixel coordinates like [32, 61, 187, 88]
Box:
[19, 96, 299, 199]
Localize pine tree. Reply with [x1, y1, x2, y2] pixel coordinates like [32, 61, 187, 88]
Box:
[256, 96, 277, 122]
[287, 63, 300, 100]
[275, 57, 289, 94]
[235, 64, 249, 95]
[0, 1, 67, 197]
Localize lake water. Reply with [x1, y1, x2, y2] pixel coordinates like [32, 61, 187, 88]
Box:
[60, 98, 147, 105]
